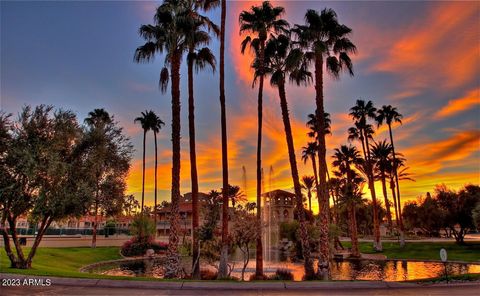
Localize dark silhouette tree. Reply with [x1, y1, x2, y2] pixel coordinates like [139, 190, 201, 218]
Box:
[293, 8, 356, 278]
[239, 0, 288, 277]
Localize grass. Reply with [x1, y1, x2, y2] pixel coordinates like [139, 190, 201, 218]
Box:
[347, 241, 480, 262]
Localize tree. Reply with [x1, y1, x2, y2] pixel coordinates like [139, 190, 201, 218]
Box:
[293, 8, 356, 279]
[222, 184, 247, 208]
[134, 110, 153, 212]
[135, 0, 192, 278]
[301, 176, 316, 212]
[184, 0, 218, 279]
[376, 105, 404, 245]
[301, 142, 319, 189]
[231, 203, 258, 281]
[259, 31, 315, 279]
[332, 145, 363, 257]
[239, 0, 288, 278]
[84, 109, 133, 248]
[387, 155, 414, 232]
[348, 99, 382, 251]
[370, 140, 393, 232]
[0, 106, 95, 268]
[435, 184, 480, 244]
[217, 0, 229, 279]
[149, 112, 165, 230]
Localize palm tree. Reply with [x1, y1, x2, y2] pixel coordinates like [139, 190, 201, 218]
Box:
[216, 0, 230, 279]
[223, 184, 247, 208]
[306, 112, 331, 139]
[301, 175, 315, 212]
[259, 31, 315, 279]
[332, 145, 363, 257]
[134, 0, 191, 278]
[184, 2, 218, 278]
[150, 112, 165, 233]
[301, 141, 319, 188]
[293, 8, 356, 279]
[370, 140, 393, 232]
[376, 105, 405, 245]
[239, 1, 288, 277]
[134, 111, 153, 213]
[348, 99, 382, 251]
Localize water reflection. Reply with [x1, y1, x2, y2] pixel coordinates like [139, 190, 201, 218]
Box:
[100, 258, 480, 281]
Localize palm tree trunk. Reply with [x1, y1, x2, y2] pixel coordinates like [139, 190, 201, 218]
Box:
[390, 177, 400, 228]
[349, 204, 360, 257]
[314, 54, 330, 280]
[380, 172, 392, 233]
[308, 190, 312, 212]
[165, 52, 182, 279]
[388, 124, 405, 247]
[311, 155, 319, 191]
[278, 79, 315, 279]
[218, 0, 230, 279]
[141, 130, 146, 212]
[254, 47, 266, 278]
[364, 134, 382, 251]
[154, 131, 158, 234]
[188, 47, 200, 279]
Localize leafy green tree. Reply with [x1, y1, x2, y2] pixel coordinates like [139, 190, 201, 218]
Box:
[83, 109, 133, 248]
[293, 8, 356, 279]
[0, 106, 95, 268]
[239, 0, 288, 278]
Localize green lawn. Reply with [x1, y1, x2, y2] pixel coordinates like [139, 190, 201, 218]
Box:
[0, 247, 125, 279]
[345, 241, 480, 262]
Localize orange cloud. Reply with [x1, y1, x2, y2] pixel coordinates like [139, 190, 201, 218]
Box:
[373, 2, 479, 90]
[434, 88, 480, 119]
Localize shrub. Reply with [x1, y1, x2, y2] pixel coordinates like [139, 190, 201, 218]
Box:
[121, 236, 167, 257]
[268, 268, 294, 281]
[200, 269, 218, 280]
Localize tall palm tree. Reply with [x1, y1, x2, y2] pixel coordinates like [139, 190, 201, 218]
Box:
[239, 1, 288, 277]
[223, 184, 247, 208]
[370, 140, 393, 232]
[376, 105, 405, 245]
[150, 112, 165, 233]
[348, 99, 382, 251]
[301, 141, 319, 190]
[216, 0, 230, 279]
[387, 155, 414, 233]
[134, 0, 191, 278]
[259, 31, 315, 279]
[184, 2, 218, 278]
[293, 8, 356, 279]
[301, 175, 315, 212]
[134, 111, 153, 213]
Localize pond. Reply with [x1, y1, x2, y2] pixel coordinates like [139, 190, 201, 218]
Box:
[91, 258, 480, 281]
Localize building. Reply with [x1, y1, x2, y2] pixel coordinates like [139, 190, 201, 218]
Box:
[262, 189, 296, 260]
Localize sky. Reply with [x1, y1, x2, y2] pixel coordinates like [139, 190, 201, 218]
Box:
[1, 1, 479, 214]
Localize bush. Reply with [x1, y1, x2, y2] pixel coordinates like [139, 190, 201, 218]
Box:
[121, 236, 167, 257]
[200, 269, 218, 280]
[268, 268, 294, 281]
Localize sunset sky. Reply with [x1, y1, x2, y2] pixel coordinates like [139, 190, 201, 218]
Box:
[2, 1, 479, 213]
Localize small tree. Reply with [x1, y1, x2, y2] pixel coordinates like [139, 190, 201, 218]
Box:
[231, 203, 258, 280]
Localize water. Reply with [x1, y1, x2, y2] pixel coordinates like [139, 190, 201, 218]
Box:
[96, 258, 480, 281]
